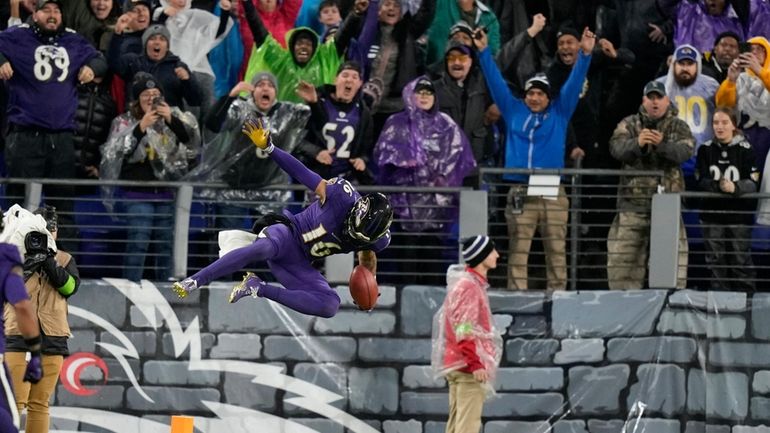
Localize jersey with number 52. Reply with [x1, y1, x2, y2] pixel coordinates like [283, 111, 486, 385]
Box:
[286, 177, 390, 258]
[0, 25, 100, 130]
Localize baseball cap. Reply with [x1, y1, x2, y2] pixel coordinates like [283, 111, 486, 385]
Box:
[414, 77, 435, 93]
[337, 60, 362, 76]
[643, 80, 666, 97]
[36, 0, 62, 10]
[674, 45, 698, 63]
[129, 0, 152, 10]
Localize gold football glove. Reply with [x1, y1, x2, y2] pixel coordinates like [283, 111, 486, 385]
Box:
[242, 116, 272, 150]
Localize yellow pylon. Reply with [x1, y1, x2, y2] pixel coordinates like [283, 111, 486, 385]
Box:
[170, 415, 194, 433]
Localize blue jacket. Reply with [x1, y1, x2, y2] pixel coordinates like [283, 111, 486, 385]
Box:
[478, 47, 591, 181]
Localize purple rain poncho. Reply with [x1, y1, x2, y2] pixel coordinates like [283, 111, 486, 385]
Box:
[670, 0, 744, 54]
[748, 0, 770, 40]
[374, 77, 476, 233]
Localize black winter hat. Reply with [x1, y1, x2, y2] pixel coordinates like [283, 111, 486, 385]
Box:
[462, 235, 495, 268]
[524, 74, 551, 96]
[556, 26, 580, 42]
[131, 72, 164, 100]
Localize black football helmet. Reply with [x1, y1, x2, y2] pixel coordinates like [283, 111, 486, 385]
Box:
[343, 193, 393, 247]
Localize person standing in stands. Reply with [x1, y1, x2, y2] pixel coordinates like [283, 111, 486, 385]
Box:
[100, 73, 201, 282]
[295, 61, 375, 185]
[473, 26, 594, 290]
[701, 31, 742, 83]
[242, 0, 366, 103]
[0, 0, 108, 251]
[111, 24, 203, 110]
[191, 71, 309, 229]
[607, 81, 694, 290]
[696, 108, 758, 291]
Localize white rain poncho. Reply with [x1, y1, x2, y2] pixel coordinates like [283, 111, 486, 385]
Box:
[158, 0, 233, 77]
[431, 264, 502, 398]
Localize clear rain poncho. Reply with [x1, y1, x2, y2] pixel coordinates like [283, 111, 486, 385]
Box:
[431, 264, 503, 398]
[100, 108, 201, 212]
[184, 98, 309, 213]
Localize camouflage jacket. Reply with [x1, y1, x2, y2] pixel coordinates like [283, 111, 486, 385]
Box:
[609, 105, 695, 212]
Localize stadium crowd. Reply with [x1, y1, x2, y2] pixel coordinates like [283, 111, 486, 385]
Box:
[1, 0, 770, 290]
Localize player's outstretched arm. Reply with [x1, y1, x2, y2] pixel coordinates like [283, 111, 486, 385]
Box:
[358, 250, 377, 275]
[242, 117, 325, 195]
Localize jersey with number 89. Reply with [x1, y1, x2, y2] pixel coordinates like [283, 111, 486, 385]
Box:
[286, 177, 390, 258]
[0, 25, 101, 130]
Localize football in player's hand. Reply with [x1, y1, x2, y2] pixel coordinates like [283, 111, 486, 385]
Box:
[349, 265, 379, 311]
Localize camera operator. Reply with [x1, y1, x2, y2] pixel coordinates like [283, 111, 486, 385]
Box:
[3, 206, 78, 433]
[606, 81, 695, 290]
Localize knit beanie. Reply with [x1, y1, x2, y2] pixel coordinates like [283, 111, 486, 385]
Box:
[524, 74, 551, 96]
[142, 24, 171, 50]
[131, 72, 164, 99]
[461, 235, 495, 268]
[556, 26, 580, 42]
[251, 71, 278, 89]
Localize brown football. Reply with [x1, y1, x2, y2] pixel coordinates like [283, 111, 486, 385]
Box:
[348, 265, 379, 311]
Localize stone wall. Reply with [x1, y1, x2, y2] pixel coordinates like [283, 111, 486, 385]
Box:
[52, 280, 770, 433]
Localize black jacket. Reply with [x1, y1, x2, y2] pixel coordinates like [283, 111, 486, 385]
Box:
[74, 82, 117, 178]
[111, 49, 202, 110]
[432, 68, 494, 166]
[546, 45, 635, 168]
[375, 0, 436, 104]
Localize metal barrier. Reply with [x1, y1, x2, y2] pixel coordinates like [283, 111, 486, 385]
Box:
[0, 178, 474, 285]
[480, 167, 770, 291]
[5, 174, 769, 289]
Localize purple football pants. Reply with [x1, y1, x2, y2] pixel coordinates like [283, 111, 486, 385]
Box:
[0, 363, 19, 433]
[190, 225, 340, 318]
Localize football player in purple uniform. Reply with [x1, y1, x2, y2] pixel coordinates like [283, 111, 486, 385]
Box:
[172, 118, 392, 318]
[0, 210, 44, 432]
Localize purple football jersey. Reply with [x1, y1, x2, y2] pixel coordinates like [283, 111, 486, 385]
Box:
[286, 177, 390, 258]
[321, 99, 362, 177]
[0, 243, 29, 353]
[0, 25, 100, 130]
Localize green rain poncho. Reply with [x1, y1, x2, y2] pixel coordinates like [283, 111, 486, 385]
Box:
[244, 27, 341, 103]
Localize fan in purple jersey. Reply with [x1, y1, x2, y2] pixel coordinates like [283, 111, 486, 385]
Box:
[0, 0, 108, 248]
[0, 209, 45, 432]
[172, 117, 393, 318]
[295, 60, 375, 185]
